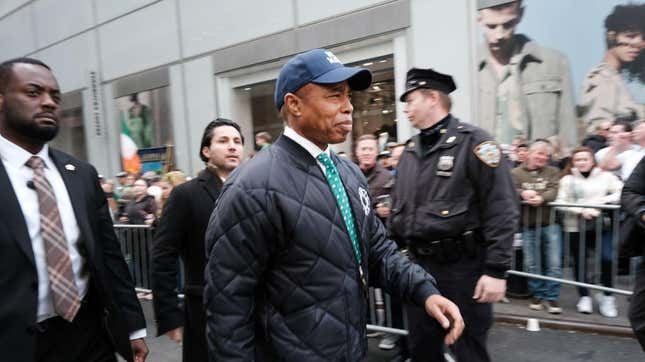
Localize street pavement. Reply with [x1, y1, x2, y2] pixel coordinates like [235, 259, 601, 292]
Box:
[128, 299, 643, 362]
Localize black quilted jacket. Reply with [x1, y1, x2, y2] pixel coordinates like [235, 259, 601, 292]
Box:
[204, 136, 439, 361]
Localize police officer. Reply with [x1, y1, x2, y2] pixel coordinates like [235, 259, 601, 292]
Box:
[390, 68, 519, 362]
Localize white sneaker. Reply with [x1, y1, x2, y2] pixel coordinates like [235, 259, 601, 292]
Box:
[576, 296, 593, 314]
[378, 334, 399, 350]
[596, 293, 618, 318]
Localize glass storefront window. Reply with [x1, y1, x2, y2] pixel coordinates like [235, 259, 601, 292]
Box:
[116, 87, 174, 175]
[241, 55, 396, 152]
[50, 105, 87, 161]
[347, 56, 396, 148]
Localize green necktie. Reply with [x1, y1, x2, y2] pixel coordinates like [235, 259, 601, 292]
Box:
[317, 153, 362, 264]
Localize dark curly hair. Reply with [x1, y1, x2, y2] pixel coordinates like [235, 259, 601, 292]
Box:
[604, 3, 645, 83]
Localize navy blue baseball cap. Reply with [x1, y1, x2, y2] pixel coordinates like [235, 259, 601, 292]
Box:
[274, 49, 372, 110]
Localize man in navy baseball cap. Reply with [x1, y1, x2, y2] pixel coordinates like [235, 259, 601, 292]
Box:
[274, 48, 372, 110]
[204, 48, 465, 361]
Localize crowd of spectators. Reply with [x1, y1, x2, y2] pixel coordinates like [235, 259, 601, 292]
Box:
[100, 170, 188, 225]
[509, 118, 644, 318]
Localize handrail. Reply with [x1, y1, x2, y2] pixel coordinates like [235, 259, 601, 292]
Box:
[546, 202, 620, 210]
[113, 224, 152, 229]
[519, 201, 621, 210]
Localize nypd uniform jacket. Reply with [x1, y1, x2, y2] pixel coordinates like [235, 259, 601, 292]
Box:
[389, 115, 519, 278]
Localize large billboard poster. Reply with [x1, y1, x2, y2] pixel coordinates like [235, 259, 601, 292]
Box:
[115, 87, 173, 175]
[475, 0, 644, 147]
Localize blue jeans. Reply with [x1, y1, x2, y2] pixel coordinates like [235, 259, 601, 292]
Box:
[569, 230, 613, 297]
[522, 224, 563, 300]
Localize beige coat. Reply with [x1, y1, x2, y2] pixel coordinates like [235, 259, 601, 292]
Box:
[578, 62, 645, 134]
[477, 35, 577, 146]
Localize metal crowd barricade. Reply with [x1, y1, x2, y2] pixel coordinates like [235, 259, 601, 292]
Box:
[365, 200, 636, 337]
[113, 204, 634, 336]
[114, 224, 155, 293]
[509, 201, 633, 296]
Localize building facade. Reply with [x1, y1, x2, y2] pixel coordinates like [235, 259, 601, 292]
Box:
[0, 0, 479, 176]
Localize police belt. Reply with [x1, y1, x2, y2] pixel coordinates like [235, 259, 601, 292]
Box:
[410, 231, 479, 263]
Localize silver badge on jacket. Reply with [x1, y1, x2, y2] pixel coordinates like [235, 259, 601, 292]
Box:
[437, 155, 454, 176]
[358, 187, 371, 216]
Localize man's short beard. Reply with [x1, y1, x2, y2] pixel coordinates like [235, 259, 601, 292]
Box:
[2, 106, 59, 143]
[23, 120, 58, 142]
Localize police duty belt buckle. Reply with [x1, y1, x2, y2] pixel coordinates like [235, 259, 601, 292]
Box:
[436, 155, 454, 176]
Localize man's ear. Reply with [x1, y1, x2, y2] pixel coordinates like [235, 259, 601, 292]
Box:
[201, 146, 210, 160]
[284, 93, 302, 117]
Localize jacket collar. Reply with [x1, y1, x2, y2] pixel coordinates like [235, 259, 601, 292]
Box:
[197, 167, 223, 202]
[406, 115, 462, 157]
[571, 167, 603, 178]
[478, 34, 543, 71]
[282, 126, 331, 161]
[275, 135, 322, 172]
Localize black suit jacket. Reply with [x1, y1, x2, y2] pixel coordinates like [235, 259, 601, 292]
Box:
[151, 168, 222, 359]
[0, 148, 146, 362]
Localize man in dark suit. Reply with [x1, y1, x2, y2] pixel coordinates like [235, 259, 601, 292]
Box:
[151, 118, 243, 361]
[0, 58, 148, 362]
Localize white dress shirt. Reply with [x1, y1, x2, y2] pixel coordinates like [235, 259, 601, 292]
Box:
[283, 126, 331, 174]
[0, 135, 146, 339]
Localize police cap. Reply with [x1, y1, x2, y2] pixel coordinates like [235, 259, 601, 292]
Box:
[399, 68, 457, 102]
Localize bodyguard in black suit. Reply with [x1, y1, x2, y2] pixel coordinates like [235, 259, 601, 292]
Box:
[0, 58, 148, 362]
[151, 118, 244, 361]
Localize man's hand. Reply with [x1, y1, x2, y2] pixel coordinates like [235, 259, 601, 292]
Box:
[130, 338, 149, 362]
[527, 195, 544, 206]
[520, 190, 537, 201]
[473, 275, 506, 303]
[424, 294, 465, 345]
[165, 327, 183, 343]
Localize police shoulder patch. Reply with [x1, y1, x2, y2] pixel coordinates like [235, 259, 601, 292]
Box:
[473, 141, 501, 168]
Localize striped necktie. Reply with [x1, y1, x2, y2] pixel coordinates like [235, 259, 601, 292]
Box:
[26, 156, 81, 322]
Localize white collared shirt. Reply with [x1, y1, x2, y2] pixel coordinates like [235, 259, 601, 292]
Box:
[0, 134, 87, 322]
[283, 126, 331, 174]
[0, 134, 146, 339]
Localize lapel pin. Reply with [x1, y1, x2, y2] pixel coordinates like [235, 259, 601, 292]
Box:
[446, 136, 456, 144]
[65, 164, 76, 171]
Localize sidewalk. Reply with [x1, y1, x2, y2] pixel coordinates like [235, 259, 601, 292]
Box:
[495, 273, 633, 335]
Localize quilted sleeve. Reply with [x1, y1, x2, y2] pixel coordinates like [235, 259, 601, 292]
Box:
[367, 215, 439, 307]
[204, 183, 276, 361]
[622, 157, 645, 229]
